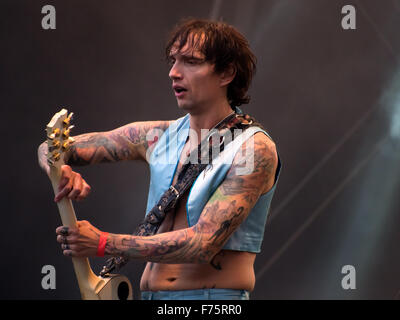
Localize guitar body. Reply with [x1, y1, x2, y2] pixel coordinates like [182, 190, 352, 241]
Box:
[95, 274, 132, 300]
[46, 109, 133, 300]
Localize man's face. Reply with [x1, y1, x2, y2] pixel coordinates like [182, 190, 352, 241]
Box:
[168, 40, 225, 113]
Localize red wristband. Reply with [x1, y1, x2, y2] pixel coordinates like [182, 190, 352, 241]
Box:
[96, 232, 109, 257]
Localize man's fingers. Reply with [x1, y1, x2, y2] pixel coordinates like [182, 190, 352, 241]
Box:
[56, 234, 77, 244]
[58, 166, 72, 189]
[62, 245, 85, 258]
[61, 243, 78, 251]
[56, 235, 67, 243]
[58, 177, 69, 192]
[57, 226, 69, 236]
[54, 182, 72, 202]
[56, 165, 73, 198]
[56, 235, 70, 243]
[55, 226, 71, 234]
[55, 171, 91, 202]
[63, 250, 74, 257]
[62, 248, 92, 258]
[55, 226, 78, 236]
[77, 182, 91, 201]
[61, 243, 70, 250]
[60, 165, 72, 177]
[68, 176, 83, 200]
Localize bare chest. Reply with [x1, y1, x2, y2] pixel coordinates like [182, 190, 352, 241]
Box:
[156, 139, 194, 233]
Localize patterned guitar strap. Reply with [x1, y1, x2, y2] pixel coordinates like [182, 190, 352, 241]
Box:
[100, 109, 264, 276]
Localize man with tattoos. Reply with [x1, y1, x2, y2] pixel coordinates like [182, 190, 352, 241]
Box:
[38, 19, 281, 300]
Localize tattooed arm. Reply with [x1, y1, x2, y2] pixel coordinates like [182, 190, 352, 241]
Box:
[56, 133, 278, 260]
[60, 133, 278, 262]
[63, 120, 173, 165]
[38, 120, 172, 201]
[38, 120, 172, 169]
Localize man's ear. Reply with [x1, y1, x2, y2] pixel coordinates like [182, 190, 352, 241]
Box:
[219, 64, 236, 87]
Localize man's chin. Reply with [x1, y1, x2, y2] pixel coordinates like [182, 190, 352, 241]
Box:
[177, 101, 206, 115]
[177, 101, 193, 112]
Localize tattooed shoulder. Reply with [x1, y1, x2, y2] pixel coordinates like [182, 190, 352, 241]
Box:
[222, 131, 278, 198]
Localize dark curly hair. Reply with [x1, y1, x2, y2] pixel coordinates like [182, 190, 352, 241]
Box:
[165, 18, 257, 108]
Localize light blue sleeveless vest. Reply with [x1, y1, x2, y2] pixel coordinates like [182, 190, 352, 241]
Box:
[145, 110, 281, 253]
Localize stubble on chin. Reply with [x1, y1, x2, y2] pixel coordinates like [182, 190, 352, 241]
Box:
[177, 100, 194, 112]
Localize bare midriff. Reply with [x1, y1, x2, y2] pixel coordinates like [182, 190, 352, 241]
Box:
[139, 190, 257, 292]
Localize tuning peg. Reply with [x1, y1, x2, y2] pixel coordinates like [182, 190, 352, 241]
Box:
[62, 125, 75, 139]
[52, 140, 61, 148]
[63, 112, 74, 127]
[52, 152, 61, 161]
[68, 137, 75, 144]
[62, 141, 70, 150]
[62, 127, 72, 138]
[46, 129, 59, 141]
[48, 128, 60, 140]
[48, 139, 61, 152]
[47, 158, 54, 166]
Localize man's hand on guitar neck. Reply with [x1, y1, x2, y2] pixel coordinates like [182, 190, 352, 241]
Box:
[54, 165, 91, 202]
[37, 141, 91, 203]
[56, 220, 101, 257]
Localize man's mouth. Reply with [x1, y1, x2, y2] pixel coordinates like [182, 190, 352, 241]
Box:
[173, 85, 187, 97]
[173, 85, 187, 93]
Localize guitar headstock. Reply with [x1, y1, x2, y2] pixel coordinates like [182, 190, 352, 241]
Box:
[46, 109, 75, 168]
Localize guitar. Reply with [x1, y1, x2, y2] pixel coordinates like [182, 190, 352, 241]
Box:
[45, 108, 133, 300]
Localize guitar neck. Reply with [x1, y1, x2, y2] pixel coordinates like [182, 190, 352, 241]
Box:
[49, 166, 105, 299]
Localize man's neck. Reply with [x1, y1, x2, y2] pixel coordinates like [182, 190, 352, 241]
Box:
[188, 100, 234, 143]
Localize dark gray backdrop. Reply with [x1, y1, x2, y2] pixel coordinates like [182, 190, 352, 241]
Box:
[2, 0, 400, 299]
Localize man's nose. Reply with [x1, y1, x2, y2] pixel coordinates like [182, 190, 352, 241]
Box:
[169, 62, 183, 80]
